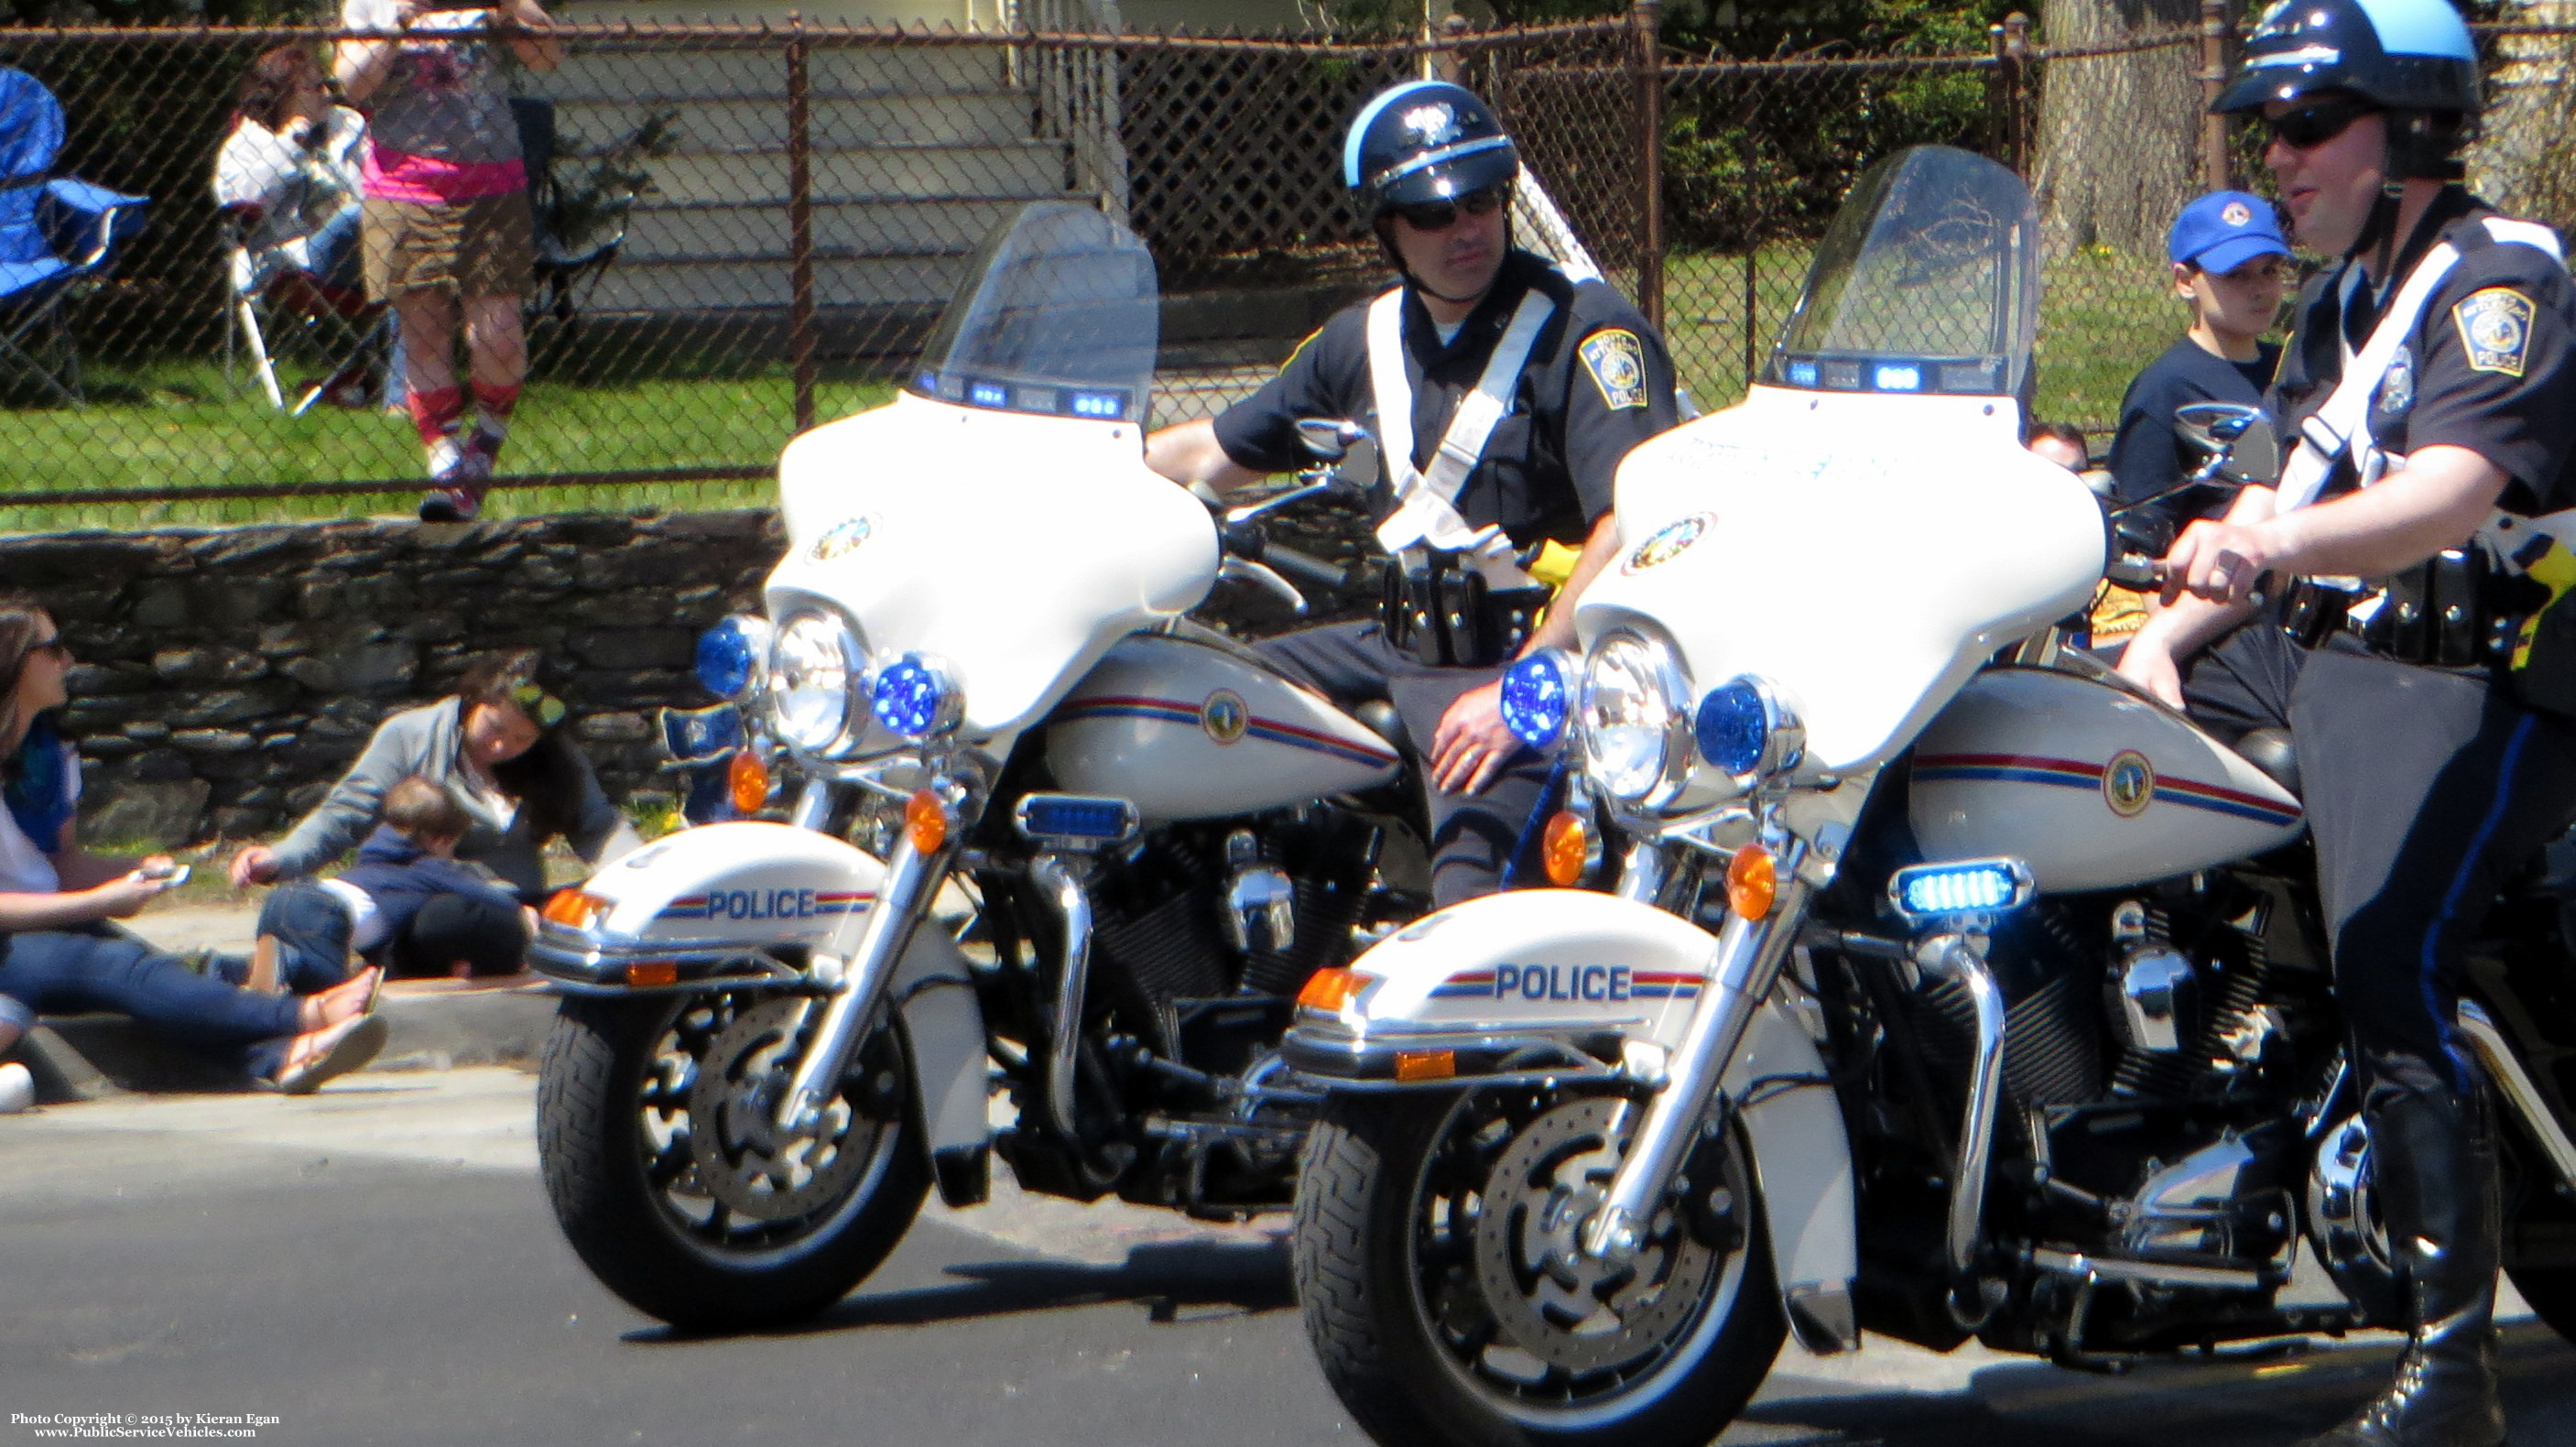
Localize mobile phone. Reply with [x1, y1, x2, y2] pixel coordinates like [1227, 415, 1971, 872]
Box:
[138, 862, 192, 887]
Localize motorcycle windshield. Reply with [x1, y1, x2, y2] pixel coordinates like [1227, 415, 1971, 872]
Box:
[1764, 147, 2038, 400]
[906, 201, 1159, 426]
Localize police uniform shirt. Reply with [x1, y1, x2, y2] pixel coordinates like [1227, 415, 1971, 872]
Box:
[2106, 334, 2282, 537]
[2276, 188, 2576, 517]
[1212, 249, 1680, 549]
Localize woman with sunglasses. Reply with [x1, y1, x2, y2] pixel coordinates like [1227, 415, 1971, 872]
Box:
[0, 593, 387, 1093]
[2118, 4, 2576, 1445]
[1144, 80, 1681, 908]
[229, 648, 640, 917]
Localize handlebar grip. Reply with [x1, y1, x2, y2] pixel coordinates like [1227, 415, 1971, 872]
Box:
[1263, 544, 1350, 592]
[2104, 555, 2161, 591]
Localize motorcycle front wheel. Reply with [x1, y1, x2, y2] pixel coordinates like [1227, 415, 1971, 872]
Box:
[1294, 1087, 1784, 1447]
[538, 992, 929, 1332]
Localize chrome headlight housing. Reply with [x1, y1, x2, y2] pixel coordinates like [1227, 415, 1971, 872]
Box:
[1577, 627, 1695, 810]
[764, 606, 868, 756]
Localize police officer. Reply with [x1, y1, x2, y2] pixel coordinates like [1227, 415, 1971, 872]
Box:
[2118, 3, 2576, 1442]
[1146, 80, 1679, 907]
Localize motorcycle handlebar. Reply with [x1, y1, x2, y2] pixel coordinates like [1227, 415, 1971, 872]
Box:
[1264, 543, 1352, 593]
[2104, 554, 2160, 591]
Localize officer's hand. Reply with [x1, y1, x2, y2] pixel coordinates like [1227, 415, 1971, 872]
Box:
[1430, 681, 1520, 797]
[2115, 635, 2186, 710]
[2160, 517, 2278, 607]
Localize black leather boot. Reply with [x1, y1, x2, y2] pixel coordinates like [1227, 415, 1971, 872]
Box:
[2299, 1059, 2508, 1447]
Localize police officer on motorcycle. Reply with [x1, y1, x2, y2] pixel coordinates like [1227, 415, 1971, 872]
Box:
[1146, 80, 1680, 907]
[2118, 2, 2576, 1442]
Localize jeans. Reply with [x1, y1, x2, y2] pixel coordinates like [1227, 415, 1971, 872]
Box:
[251, 880, 360, 995]
[0, 928, 301, 1078]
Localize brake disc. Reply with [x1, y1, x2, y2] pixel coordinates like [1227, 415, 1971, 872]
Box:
[1472, 1096, 1724, 1375]
[686, 997, 878, 1222]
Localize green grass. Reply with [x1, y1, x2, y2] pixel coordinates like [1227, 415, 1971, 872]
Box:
[0, 359, 897, 531]
[1664, 243, 2185, 434]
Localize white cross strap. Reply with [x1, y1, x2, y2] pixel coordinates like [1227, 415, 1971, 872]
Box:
[1367, 283, 1557, 553]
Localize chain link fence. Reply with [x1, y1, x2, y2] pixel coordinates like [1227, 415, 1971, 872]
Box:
[7, 10, 2576, 530]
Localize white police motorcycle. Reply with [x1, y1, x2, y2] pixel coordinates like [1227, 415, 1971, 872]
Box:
[1281, 147, 2576, 1447]
[529, 202, 1432, 1331]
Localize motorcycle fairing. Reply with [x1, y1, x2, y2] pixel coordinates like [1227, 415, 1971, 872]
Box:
[1580, 384, 2105, 784]
[769, 390, 1221, 738]
[527, 821, 990, 1163]
[1286, 888, 1856, 1342]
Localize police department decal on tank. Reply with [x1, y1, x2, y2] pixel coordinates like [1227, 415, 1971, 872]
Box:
[1623, 512, 1712, 573]
[2379, 344, 2415, 415]
[811, 516, 877, 561]
[2455, 288, 2536, 377]
[2103, 750, 2156, 818]
[1580, 329, 1650, 409]
[1201, 688, 1249, 745]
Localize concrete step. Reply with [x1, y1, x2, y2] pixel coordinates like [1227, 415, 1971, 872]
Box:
[620, 196, 1040, 262]
[584, 253, 975, 310]
[13, 985, 557, 1104]
[555, 91, 1038, 153]
[540, 44, 1013, 101]
[647, 145, 1071, 205]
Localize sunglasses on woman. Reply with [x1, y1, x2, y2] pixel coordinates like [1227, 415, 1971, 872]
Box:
[1391, 184, 1512, 233]
[2264, 95, 2377, 152]
[27, 636, 69, 661]
[509, 681, 567, 728]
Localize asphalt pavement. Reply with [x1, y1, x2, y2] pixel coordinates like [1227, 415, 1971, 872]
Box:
[3, 1071, 2571, 1447]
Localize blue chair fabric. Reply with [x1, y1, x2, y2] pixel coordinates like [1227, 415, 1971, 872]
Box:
[0, 66, 148, 405]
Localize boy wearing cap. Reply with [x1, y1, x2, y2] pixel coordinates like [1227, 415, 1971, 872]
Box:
[2105, 190, 2294, 543]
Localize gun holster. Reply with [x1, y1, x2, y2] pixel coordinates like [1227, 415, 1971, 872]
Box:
[1381, 549, 1548, 669]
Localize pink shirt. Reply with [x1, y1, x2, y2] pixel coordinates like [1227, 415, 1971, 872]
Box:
[362, 142, 526, 205]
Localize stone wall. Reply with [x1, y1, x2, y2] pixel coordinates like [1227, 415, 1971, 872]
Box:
[2, 512, 783, 848]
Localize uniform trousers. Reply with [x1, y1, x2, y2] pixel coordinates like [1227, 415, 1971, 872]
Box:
[1255, 620, 1551, 908]
[2183, 620, 2576, 1090]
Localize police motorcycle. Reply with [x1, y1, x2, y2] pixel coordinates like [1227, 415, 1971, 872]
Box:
[1280, 146, 2576, 1447]
[528, 201, 1438, 1331]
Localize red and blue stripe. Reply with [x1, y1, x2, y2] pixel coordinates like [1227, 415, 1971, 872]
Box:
[1053, 694, 1399, 770]
[1914, 753, 2302, 828]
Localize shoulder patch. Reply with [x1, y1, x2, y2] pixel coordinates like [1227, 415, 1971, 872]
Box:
[2453, 287, 2537, 377]
[1579, 329, 1649, 410]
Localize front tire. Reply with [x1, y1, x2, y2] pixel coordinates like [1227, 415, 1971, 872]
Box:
[538, 993, 929, 1332]
[1293, 1088, 1785, 1447]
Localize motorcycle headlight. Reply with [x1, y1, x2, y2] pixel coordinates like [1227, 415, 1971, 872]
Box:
[765, 607, 868, 756]
[1578, 628, 1694, 809]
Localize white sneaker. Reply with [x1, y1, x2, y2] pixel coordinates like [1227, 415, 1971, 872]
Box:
[0, 1061, 35, 1115]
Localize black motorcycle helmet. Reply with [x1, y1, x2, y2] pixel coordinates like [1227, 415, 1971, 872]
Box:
[1343, 80, 1519, 221]
[2213, 0, 2481, 182]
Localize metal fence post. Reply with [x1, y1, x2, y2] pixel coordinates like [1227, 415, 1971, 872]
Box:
[1742, 251, 1757, 385]
[1999, 12, 2032, 178]
[788, 14, 818, 436]
[2200, 0, 2232, 190]
[1631, 0, 1664, 332]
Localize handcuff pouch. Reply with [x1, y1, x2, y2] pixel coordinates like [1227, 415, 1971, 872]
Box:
[1381, 549, 1549, 669]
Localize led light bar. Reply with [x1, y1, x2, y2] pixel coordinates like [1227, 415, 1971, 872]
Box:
[1015, 794, 1139, 847]
[1888, 858, 2035, 922]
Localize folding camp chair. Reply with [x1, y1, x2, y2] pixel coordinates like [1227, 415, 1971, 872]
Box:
[0, 67, 147, 407]
[510, 96, 636, 362]
[220, 203, 395, 415]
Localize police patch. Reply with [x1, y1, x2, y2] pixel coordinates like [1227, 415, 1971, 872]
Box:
[1580, 329, 1649, 410]
[2454, 288, 2536, 377]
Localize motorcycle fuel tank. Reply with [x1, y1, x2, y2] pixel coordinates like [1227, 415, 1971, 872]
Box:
[1910, 668, 2304, 893]
[1046, 632, 1402, 821]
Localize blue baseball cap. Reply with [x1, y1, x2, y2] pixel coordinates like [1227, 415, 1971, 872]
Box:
[2169, 191, 2291, 274]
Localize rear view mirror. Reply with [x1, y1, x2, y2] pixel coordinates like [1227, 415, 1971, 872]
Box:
[2173, 401, 2281, 486]
[1295, 417, 1378, 493]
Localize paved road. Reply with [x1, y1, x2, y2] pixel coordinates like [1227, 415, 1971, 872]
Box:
[4, 1072, 2571, 1447]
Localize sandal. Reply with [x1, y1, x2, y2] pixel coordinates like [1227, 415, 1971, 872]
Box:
[299, 965, 384, 1033]
[271, 1014, 389, 1096]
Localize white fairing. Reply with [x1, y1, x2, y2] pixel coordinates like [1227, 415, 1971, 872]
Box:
[1046, 633, 1402, 820]
[1321, 889, 1856, 1320]
[768, 391, 1220, 737]
[1911, 668, 2304, 892]
[1580, 386, 2104, 785]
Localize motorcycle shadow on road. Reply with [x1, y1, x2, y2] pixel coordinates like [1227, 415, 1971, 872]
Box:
[1736, 1322, 2573, 1447]
[619, 1235, 1297, 1344]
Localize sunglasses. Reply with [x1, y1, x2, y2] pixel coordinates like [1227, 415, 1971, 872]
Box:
[509, 681, 567, 728]
[2264, 96, 2377, 152]
[1391, 184, 1511, 233]
[27, 636, 68, 661]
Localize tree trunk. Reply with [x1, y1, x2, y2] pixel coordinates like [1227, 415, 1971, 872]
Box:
[2031, 0, 2205, 256]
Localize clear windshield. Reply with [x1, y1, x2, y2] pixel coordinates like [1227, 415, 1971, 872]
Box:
[1764, 147, 2039, 400]
[908, 201, 1159, 425]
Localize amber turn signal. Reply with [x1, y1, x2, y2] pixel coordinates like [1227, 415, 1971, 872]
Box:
[728, 748, 769, 814]
[1726, 843, 1777, 919]
[1541, 811, 1590, 887]
[541, 888, 612, 930]
[1395, 1049, 1457, 1082]
[625, 960, 679, 988]
[905, 788, 950, 854]
[1297, 966, 1370, 1012]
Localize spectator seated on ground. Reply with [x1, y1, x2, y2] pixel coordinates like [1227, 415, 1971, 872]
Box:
[0, 591, 385, 1094]
[226, 774, 529, 995]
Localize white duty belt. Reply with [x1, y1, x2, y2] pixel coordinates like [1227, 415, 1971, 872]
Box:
[1367, 282, 1556, 560]
[2277, 216, 2566, 514]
